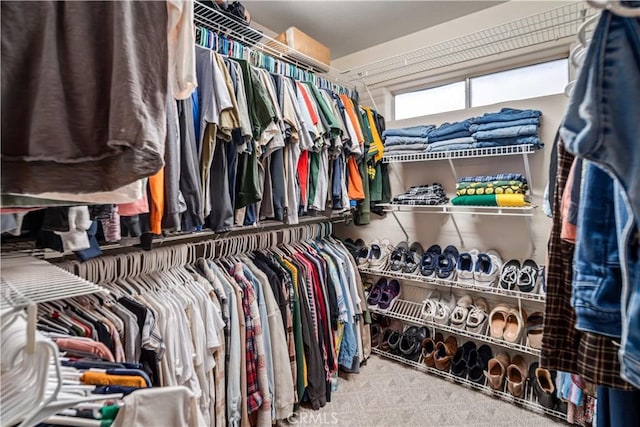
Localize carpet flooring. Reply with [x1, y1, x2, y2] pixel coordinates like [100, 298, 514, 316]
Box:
[293, 355, 565, 426]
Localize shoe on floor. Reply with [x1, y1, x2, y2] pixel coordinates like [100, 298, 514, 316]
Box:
[469, 345, 493, 385]
[531, 363, 558, 409]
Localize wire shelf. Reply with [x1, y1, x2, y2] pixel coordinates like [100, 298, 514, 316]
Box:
[370, 298, 540, 356]
[193, 1, 356, 89]
[378, 203, 535, 217]
[359, 267, 545, 303]
[0, 256, 106, 310]
[371, 348, 567, 421]
[344, 1, 596, 87]
[383, 144, 537, 164]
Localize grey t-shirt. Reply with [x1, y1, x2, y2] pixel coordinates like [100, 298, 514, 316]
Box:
[1, 1, 168, 194]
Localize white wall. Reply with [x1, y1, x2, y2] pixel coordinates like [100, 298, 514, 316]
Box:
[335, 93, 567, 265]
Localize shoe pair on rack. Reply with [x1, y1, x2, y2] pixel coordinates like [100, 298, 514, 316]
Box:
[451, 341, 493, 384]
[484, 352, 528, 397]
[450, 295, 490, 333]
[392, 326, 430, 361]
[499, 259, 542, 293]
[421, 333, 458, 372]
[457, 249, 503, 286]
[420, 290, 455, 326]
[389, 241, 424, 273]
[488, 305, 527, 344]
[419, 245, 459, 280]
[367, 278, 401, 311]
[354, 239, 391, 270]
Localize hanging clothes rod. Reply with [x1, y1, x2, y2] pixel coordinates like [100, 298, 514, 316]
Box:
[56, 220, 338, 283]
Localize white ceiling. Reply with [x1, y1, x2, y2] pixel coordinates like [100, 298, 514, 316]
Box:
[245, 1, 505, 59]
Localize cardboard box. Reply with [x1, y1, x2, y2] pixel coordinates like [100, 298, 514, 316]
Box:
[275, 27, 331, 67]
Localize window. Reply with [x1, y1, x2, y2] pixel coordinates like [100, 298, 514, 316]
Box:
[393, 58, 569, 120]
[470, 59, 569, 107]
[394, 81, 465, 120]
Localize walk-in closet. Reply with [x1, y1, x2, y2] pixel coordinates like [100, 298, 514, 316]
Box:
[1, 1, 639, 426]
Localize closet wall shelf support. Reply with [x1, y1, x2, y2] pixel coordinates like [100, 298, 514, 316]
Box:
[370, 299, 541, 356]
[382, 144, 537, 164]
[390, 211, 410, 242]
[371, 348, 567, 422]
[359, 267, 546, 303]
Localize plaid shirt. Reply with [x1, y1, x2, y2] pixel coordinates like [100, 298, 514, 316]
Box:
[541, 138, 633, 389]
[232, 265, 263, 413]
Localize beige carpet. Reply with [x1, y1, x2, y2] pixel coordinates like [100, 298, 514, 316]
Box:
[293, 355, 565, 427]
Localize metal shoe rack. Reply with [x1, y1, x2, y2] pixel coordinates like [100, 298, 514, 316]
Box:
[369, 295, 539, 357]
[360, 266, 545, 303]
[370, 348, 567, 421]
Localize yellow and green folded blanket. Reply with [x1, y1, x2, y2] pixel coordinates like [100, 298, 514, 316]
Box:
[455, 180, 528, 196]
[451, 194, 530, 207]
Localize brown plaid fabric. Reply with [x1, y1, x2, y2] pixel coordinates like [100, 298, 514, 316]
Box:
[541, 138, 634, 390]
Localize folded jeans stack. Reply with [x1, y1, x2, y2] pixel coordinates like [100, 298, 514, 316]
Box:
[470, 108, 543, 149]
[382, 125, 434, 155]
[451, 174, 530, 207]
[392, 183, 449, 206]
[426, 119, 475, 152]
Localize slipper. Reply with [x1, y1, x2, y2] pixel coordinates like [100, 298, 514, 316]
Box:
[499, 259, 521, 290]
[503, 307, 527, 343]
[367, 278, 387, 308]
[488, 304, 511, 339]
[403, 242, 424, 274]
[518, 259, 540, 293]
[389, 241, 409, 272]
[419, 245, 441, 277]
[377, 279, 401, 311]
[526, 312, 544, 349]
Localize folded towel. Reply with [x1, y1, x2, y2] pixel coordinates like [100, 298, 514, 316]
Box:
[450, 194, 529, 207]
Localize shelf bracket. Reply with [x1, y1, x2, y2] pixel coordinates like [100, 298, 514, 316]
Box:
[525, 215, 536, 256]
[523, 152, 534, 197]
[390, 211, 410, 242]
[447, 159, 458, 182]
[448, 212, 465, 248]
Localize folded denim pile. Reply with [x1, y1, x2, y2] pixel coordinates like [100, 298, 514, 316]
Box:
[391, 183, 449, 206]
[381, 125, 433, 155]
[451, 174, 530, 207]
[382, 108, 543, 155]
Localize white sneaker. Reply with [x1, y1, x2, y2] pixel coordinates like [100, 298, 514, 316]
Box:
[474, 249, 503, 286]
[456, 249, 478, 285]
[367, 239, 390, 270]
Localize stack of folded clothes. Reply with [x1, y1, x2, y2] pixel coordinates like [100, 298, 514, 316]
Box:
[451, 173, 530, 207]
[425, 119, 475, 152]
[382, 125, 434, 155]
[469, 108, 542, 149]
[392, 183, 449, 206]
